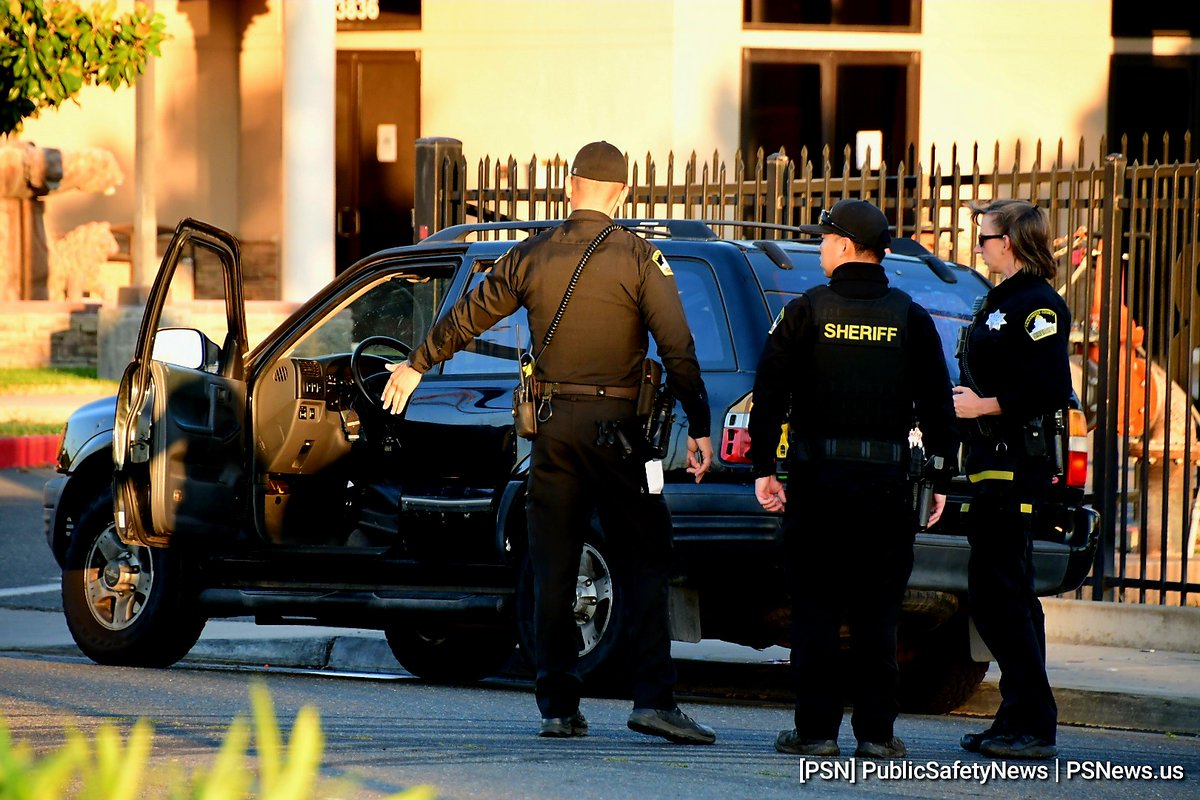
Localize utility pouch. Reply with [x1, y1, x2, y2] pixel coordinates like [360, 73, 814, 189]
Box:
[1048, 409, 1066, 477]
[1023, 415, 1048, 459]
[512, 351, 539, 439]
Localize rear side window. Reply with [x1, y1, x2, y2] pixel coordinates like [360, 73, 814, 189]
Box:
[439, 262, 529, 376]
[647, 257, 736, 370]
[440, 255, 736, 374]
[758, 252, 988, 384]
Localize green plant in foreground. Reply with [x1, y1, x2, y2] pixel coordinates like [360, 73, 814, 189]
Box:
[0, 682, 438, 799]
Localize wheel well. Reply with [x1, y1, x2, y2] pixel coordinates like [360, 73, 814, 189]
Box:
[51, 450, 114, 567]
[495, 479, 528, 566]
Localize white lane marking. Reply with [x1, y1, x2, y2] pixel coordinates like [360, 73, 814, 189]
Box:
[0, 583, 59, 598]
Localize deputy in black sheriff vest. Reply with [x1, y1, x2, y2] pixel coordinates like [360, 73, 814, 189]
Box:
[750, 199, 958, 760]
[953, 199, 1071, 761]
[379, 141, 717, 746]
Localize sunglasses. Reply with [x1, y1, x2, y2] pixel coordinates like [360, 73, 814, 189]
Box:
[977, 233, 1006, 248]
[819, 209, 858, 241]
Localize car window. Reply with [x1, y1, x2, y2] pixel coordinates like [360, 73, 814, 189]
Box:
[441, 256, 735, 376]
[284, 267, 454, 359]
[646, 257, 735, 370]
[440, 262, 529, 375]
[158, 238, 234, 374]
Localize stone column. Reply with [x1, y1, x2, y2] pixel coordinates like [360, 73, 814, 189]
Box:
[280, 1, 335, 303]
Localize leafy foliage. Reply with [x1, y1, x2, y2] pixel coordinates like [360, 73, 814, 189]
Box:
[0, 0, 167, 136]
[0, 682, 439, 799]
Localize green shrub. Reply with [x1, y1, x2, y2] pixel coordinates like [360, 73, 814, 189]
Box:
[0, 682, 438, 799]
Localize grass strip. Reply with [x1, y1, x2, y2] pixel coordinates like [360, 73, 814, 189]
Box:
[0, 367, 119, 395]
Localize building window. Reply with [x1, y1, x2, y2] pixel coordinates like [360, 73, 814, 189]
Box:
[1112, 1, 1200, 37]
[336, 0, 421, 32]
[741, 50, 919, 170]
[1108, 55, 1200, 160]
[744, 0, 920, 31]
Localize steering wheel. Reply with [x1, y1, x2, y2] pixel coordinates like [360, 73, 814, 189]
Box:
[350, 335, 412, 409]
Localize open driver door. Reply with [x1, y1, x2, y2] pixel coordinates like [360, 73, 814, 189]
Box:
[113, 219, 248, 548]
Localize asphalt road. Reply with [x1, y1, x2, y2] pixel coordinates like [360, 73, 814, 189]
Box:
[1, 652, 1197, 800]
[3, 466, 1198, 798]
[0, 466, 60, 612]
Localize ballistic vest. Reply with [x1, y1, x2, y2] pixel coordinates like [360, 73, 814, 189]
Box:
[804, 284, 912, 442]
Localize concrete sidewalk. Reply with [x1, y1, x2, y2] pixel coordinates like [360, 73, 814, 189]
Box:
[2, 602, 1197, 737]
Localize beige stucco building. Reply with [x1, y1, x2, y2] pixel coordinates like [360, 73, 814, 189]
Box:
[10, 0, 1198, 301]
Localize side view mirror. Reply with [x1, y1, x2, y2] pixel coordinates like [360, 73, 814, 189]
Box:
[152, 327, 219, 371]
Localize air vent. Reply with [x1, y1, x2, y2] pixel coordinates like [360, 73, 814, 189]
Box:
[274, 365, 290, 383]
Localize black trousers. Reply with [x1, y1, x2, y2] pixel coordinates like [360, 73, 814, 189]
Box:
[784, 463, 915, 744]
[965, 479, 1058, 743]
[525, 395, 676, 718]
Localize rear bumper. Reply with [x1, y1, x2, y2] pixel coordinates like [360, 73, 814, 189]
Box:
[911, 503, 1099, 596]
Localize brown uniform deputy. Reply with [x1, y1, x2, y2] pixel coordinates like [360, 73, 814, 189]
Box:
[380, 141, 717, 745]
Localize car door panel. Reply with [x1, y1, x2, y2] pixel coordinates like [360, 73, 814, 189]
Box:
[149, 360, 246, 538]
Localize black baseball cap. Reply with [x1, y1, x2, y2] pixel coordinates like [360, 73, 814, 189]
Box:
[570, 141, 627, 184]
[799, 198, 892, 249]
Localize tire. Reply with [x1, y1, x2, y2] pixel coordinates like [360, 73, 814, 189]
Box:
[898, 616, 989, 714]
[384, 623, 516, 682]
[515, 535, 628, 688]
[61, 488, 205, 667]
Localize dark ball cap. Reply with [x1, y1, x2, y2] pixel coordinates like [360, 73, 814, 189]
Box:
[570, 141, 627, 184]
[799, 198, 891, 249]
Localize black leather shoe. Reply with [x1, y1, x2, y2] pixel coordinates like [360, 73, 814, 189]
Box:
[774, 729, 839, 757]
[628, 707, 716, 745]
[855, 737, 907, 759]
[979, 733, 1056, 760]
[538, 711, 588, 738]
[960, 729, 997, 753]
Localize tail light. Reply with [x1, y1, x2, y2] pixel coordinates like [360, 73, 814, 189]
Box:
[1065, 408, 1089, 488]
[720, 395, 754, 464]
[719, 393, 788, 465]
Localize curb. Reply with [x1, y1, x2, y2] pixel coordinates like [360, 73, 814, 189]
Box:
[12, 636, 1200, 736]
[184, 636, 1200, 737]
[956, 681, 1200, 737]
[0, 435, 59, 469]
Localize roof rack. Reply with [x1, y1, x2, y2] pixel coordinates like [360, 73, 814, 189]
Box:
[421, 218, 722, 244]
[419, 218, 812, 244]
[886, 237, 959, 284]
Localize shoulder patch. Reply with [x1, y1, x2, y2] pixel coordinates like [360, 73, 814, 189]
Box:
[651, 249, 673, 277]
[768, 307, 785, 334]
[1024, 308, 1058, 341]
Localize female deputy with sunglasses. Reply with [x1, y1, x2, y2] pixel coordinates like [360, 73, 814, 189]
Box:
[952, 199, 1072, 760]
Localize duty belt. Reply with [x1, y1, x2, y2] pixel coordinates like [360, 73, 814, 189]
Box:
[797, 438, 904, 465]
[538, 382, 639, 401]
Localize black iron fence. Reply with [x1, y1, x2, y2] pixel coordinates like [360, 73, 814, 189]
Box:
[414, 135, 1200, 607]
